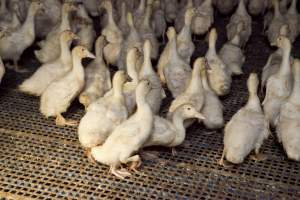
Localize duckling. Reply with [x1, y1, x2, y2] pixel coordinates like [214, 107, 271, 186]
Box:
[174, 0, 193, 33]
[277, 59, 300, 161]
[159, 27, 192, 98]
[73, 5, 96, 51]
[40, 46, 95, 127]
[177, 8, 196, 64]
[205, 28, 232, 96]
[35, 0, 61, 39]
[226, 0, 252, 47]
[200, 62, 224, 129]
[78, 70, 128, 152]
[151, 0, 166, 40]
[267, 0, 288, 46]
[0, 56, 5, 84]
[168, 57, 205, 117]
[79, 36, 111, 109]
[192, 0, 214, 35]
[138, 0, 159, 60]
[117, 12, 143, 70]
[215, 0, 238, 15]
[139, 40, 165, 114]
[83, 0, 100, 17]
[219, 22, 245, 75]
[19, 30, 79, 97]
[0, 1, 43, 73]
[284, 0, 300, 43]
[219, 73, 270, 166]
[91, 80, 153, 179]
[248, 0, 268, 16]
[34, 3, 76, 64]
[101, 0, 123, 66]
[263, 36, 293, 127]
[118, 2, 130, 37]
[143, 104, 204, 150]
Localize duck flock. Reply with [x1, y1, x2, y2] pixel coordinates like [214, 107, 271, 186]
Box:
[0, 0, 299, 179]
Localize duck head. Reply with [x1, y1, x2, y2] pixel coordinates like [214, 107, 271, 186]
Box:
[73, 46, 96, 59]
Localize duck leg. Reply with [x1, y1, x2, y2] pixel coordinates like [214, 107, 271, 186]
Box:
[171, 148, 177, 156]
[84, 148, 96, 164]
[109, 166, 131, 179]
[126, 155, 142, 172]
[55, 114, 78, 127]
[218, 149, 233, 167]
[250, 149, 267, 162]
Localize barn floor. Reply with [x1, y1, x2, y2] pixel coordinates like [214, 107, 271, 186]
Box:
[0, 13, 300, 200]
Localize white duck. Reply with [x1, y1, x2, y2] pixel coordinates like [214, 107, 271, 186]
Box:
[284, 0, 300, 43]
[0, 1, 43, 72]
[219, 22, 245, 75]
[40, 46, 95, 126]
[263, 36, 293, 127]
[74, 5, 96, 52]
[78, 70, 128, 152]
[79, 36, 111, 109]
[138, 0, 159, 60]
[159, 27, 192, 98]
[139, 40, 165, 114]
[101, 0, 123, 66]
[200, 63, 224, 129]
[117, 12, 143, 70]
[267, 0, 288, 46]
[226, 0, 252, 47]
[91, 80, 153, 179]
[177, 8, 196, 64]
[219, 73, 270, 165]
[34, 3, 76, 64]
[248, 0, 268, 16]
[276, 59, 300, 161]
[143, 104, 204, 152]
[205, 28, 232, 96]
[168, 57, 205, 116]
[19, 30, 79, 96]
[192, 0, 214, 35]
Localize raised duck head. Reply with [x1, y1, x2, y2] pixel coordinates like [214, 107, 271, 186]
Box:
[245, 73, 261, 112]
[95, 35, 107, 58]
[178, 104, 205, 120]
[140, 40, 153, 76]
[167, 26, 177, 41]
[28, 1, 44, 16]
[231, 22, 244, 46]
[135, 79, 152, 107]
[63, 2, 77, 13]
[276, 35, 291, 53]
[236, 0, 247, 15]
[186, 57, 204, 94]
[72, 46, 96, 60]
[184, 8, 196, 26]
[61, 30, 80, 44]
[112, 70, 128, 100]
[126, 48, 140, 84]
[279, 24, 291, 37]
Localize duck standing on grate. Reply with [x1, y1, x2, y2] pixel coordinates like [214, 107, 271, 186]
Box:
[40, 46, 95, 127]
[276, 59, 300, 161]
[91, 80, 154, 179]
[219, 73, 270, 166]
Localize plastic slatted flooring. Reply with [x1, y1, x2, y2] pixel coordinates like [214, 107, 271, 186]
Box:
[0, 15, 300, 199]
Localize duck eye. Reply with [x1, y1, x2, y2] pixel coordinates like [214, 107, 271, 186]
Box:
[187, 107, 191, 110]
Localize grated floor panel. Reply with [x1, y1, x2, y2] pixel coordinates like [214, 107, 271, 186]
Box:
[0, 14, 300, 199]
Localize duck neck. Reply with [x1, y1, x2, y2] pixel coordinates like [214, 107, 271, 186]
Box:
[201, 70, 212, 91]
[140, 47, 153, 76]
[278, 45, 291, 76]
[142, 4, 152, 29]
[208, 34, 217, 56]
[237, 0, 246, 14]
[171, 111, 186, 146]
[186, 66, 202, 94]
[136, 92, 151, 114]
[288, 0, 297, 14]
[127, 63, 139, 85]
[170, 36, 179, 58]
[112, 80, 124, 102]
[95, 41, 104, 60]
[61, 8, 71, 31]
[71, 54, 84, 81]
[274, 0, 282, 18]
[21, 4, 37, 36]
[231, 33, 241, 46]
[0, 0, 7, 14]
[106, 3, 117, 27]
[60, 39, 72, 65]
[246, 90, 261, 112]
[138, 0, 146, 13]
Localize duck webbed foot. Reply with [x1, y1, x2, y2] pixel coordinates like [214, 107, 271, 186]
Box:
[55, 114, 78, 127]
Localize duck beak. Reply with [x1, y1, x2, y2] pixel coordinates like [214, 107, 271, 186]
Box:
[126, 74, 133, 82]
[73, 35, 81, 41]
[194, 112, 205, 120]
[87, 52, 96, 59]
